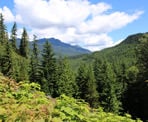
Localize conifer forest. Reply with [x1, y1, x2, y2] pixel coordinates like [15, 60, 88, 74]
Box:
[0, 13, 148, 121]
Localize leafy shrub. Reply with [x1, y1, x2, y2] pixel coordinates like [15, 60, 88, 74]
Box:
[0, 74, 54, 121]
[0, 74, 142, 122]
[52, 94, 141, 122]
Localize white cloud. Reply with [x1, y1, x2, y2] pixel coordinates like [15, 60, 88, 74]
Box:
[79, 11, 143, 34]
[14, 0, 92, 28]
[0, 6, 15, 23]
[1, 0, 144, 51]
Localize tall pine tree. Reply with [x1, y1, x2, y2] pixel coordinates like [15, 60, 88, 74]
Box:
[93, 58, 105, 93]
[41, 40, 57, 95]
[10, 22, 17, 52]
[0, 13, 7, 44]
[1, 39, 13, 77]
[94, 59, 121, 113]
[76, 63, 99, 108]
[30, 35, 42, 84]
[56, 58, 77, 97]
[19, 28, 29, 58]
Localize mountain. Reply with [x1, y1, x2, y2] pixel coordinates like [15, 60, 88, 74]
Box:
[92, 32, 148, 61]
[34, 38, 91, 57]
[16, 38, 90, 57]
[120, 32, 148, 45]
[69, 32, 148, 70]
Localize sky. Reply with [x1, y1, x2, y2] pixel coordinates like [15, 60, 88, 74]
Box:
[0, 0, 148, 51]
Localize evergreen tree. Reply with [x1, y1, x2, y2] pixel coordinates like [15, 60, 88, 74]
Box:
[56, 58, 77, 97]
[41, 40, 57, 95]
[0, 13, 7, 44]
[17, 58, 29, 81]
[93, 58, 105, 93]
[102, 62, 121, 113]
[19, 28, 29, 58]
[123, 36, 148, 121]
[137, 39, 148, 81]
[1, 40, 13, 77]
[76, 63, 99, 108]
[117, 63, 128, 90]
[30, 35, 42, 84]
[76, 63, 88, 99]
[86, 65, 99, 108]
[93, 59, 121, 113]
[10, 22, 17, 52]
[126, 66, 139, 84]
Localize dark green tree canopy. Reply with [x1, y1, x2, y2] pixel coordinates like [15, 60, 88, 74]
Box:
[30, 35, 42, 84]
[56, 58, 77, 97]
[10, 22, 17, 52]
[137, 39, 148, 81]
[0, 13, 7, 44]
[41, 40, 57, 95]
[76, 63, 99, 108]
[19, 28, 29, 58]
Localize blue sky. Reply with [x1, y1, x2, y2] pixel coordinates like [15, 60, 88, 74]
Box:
[0, 0, 147, 51]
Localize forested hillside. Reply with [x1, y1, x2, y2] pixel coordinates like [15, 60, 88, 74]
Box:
[69, 32, 148, 121]
[70, 32, 148, 71]
[0, 13, 148, 121]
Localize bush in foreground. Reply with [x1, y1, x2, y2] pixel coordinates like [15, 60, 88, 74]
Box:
[0, 74, 141, 122]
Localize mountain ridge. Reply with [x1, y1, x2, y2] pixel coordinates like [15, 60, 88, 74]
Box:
[17, 38, 91, 57]
[69, 32, 148, 70]
[37, 38, 91, 57]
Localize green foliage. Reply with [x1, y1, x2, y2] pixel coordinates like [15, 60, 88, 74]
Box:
[76, 63, 99, 108]
[53, 94, 141, 122]
[10, 22, 17, 52]
[124, 81, 148, 121]
[0, 74, 54, 122]
[69, 32, 148, 120]
[0, 15, 29, 81]
[0, 43, 5, 72]
[0, 13, 7, 44]
[93, 59, 121, 113]
[30, 35, 42, 84]
[70, 33, 146, 73]
[0, 74, 141, 122]
[19, 28, 29, 58]
[0, 13, 148, 121]
[102, 62, 121, 113]
[86, 65, 99, 108]
[126, 66, 139, 84]
[123, 33, 148, 121]
[52, 94, 90, 122]
[0, 43, 29, 81]
[1, 41, 13, 77]
[137, 35, 148, 80]
[41, 40, 57, 94]
[56, 58, 77, 97]
[17, 57, 29, 81]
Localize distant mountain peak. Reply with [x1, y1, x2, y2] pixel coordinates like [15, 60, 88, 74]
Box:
[35, 38, 91, 57]
[16, 37, 90, 57]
